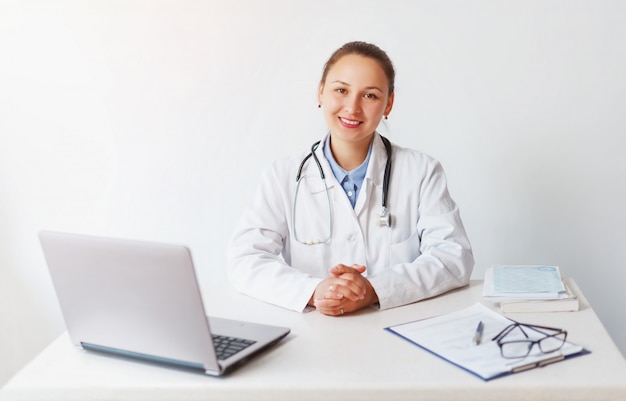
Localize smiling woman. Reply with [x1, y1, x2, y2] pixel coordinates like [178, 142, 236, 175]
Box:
[227, 41, 475, 317]
[318, 53, 394, 170]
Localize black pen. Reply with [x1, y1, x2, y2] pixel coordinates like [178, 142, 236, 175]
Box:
[472, 321, 484, 346]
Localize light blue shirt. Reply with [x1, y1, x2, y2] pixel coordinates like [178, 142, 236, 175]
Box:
[323, 137, 373, 208]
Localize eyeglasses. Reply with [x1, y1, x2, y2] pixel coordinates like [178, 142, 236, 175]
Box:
[492, 322, 567, 359]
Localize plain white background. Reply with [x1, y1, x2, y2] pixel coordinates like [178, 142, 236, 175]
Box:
[1, 0, 625, 386]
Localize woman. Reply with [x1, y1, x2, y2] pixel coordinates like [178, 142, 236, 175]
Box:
[227, 41, 474, 316]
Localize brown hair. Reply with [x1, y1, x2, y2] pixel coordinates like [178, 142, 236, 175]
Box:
[320, 41, 395, 95]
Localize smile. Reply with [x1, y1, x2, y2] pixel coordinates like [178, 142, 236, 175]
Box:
[339, 117, 362, 127]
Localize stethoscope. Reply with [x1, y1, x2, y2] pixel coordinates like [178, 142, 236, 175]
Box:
[292, 134, 393, 245]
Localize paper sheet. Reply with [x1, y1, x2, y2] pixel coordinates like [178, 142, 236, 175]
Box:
[483, 265, 567, 300]
[386, 303, 585, 380]
[493, 265, 565, 293]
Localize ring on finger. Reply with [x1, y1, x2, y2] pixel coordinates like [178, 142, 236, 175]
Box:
[340, 308, 344, 315]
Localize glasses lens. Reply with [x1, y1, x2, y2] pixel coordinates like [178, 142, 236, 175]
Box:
[538, 332, 566, 354]
[500, 340, 534, 358]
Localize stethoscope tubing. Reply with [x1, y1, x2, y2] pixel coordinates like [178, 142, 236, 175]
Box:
[293, 134, 392, 245]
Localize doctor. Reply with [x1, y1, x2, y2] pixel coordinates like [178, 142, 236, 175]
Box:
[227, 41, 474, 316]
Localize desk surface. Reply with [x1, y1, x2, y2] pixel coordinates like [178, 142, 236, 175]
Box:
[2, 279, 626, 401]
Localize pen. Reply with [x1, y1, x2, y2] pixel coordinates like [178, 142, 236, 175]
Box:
[472, 321, 484, 346]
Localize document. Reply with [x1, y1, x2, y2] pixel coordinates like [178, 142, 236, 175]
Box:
[483, 265, 567, 301]
[385, 303, 588, 381]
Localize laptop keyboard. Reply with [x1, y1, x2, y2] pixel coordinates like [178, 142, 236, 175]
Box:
[212, 335, 257, 360]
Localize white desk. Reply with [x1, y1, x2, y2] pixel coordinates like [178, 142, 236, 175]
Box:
[2, 279, 626, 401]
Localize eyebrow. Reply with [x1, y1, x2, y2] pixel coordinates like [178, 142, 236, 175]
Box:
[330, 80, 385, 93]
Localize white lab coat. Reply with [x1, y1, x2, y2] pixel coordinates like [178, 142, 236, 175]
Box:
[227, 134, 474, 312]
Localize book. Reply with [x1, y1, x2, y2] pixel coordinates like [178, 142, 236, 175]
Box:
[499, 283, 579, 313]
[385, 303, 589, 381]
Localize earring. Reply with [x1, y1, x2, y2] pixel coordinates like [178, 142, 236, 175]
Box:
[384, 115, 388, 120]
[318, 104, 321, 109]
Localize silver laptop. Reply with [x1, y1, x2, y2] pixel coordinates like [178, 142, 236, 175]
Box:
[38, 230, 290, 376]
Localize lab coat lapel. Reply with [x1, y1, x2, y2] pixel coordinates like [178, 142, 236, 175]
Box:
[354, 135, 387, 216]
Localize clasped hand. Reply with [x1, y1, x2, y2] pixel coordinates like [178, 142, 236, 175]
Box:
[311, 264, 377, 316]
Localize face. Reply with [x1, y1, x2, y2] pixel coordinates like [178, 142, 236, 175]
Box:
[318, 54, 394, 146]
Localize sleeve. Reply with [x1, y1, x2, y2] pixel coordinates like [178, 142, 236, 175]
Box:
[227, 161, 322, 312]
[368, 157, 475, 310]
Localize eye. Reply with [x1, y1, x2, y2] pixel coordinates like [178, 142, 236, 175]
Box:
[335, 88, 347, 94]
[364, 93, 379, 100]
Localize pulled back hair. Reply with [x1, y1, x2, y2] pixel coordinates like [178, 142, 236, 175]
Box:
[320, 41, 395, 95]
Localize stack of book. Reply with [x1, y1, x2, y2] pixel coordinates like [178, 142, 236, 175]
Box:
[482, 265, 579, 313]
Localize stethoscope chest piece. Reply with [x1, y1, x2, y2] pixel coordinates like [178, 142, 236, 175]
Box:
[378, 207, 391, 227]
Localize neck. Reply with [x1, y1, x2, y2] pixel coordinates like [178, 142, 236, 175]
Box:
[329, 134, 374, 171]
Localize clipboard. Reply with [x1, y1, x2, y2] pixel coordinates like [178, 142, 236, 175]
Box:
[385, 303, 590, 381]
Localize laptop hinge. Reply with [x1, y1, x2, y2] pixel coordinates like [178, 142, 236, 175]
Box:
[81, 342, 205, 371]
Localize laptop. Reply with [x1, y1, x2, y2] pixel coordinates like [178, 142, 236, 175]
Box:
[38, 230, 290, 376]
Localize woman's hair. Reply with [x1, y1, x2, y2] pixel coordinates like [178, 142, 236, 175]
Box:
[320, 41, 395, 95]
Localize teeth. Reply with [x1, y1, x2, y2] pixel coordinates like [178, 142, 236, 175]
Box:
[341, 118, 360, 126]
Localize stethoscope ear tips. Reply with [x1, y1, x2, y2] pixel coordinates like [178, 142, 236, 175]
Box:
[378, 208, 391, 227]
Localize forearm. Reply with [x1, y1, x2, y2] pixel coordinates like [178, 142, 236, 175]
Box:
[369, 250, 474, 310]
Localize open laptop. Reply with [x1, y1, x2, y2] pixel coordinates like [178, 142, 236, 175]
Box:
[38, 230, 290, 376]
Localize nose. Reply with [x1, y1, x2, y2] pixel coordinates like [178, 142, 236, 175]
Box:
[344, 95, 362, 114]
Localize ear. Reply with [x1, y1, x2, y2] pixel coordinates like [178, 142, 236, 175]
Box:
[384, 92, 395, 117]
[317, 83, 324, 105]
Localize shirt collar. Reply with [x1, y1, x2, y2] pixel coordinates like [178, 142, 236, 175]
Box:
[322, 135, 374, 183]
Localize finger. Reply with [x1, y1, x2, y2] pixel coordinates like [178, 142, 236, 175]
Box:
[314, 280, 343, 301]
[317, 297, 362, 316]
[331, 276, 367, 301]
[329, 266, 367, 296]
[332, 283, 365, 301]
[315, 303, 347, 317]
[317, 307, 345, 317]
[329, 264, 357, 275]
[314, 297, 344, 311]
[325, 283, 345, 300]
[317, 276, 360, 301]
[316, 273, 366, 302]
[314, 297, 343, 307]
[351, 264, 366, 273]
[329, 264, 366, 276]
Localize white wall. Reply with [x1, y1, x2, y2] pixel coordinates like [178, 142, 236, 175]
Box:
[1, 0, 625, 386]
